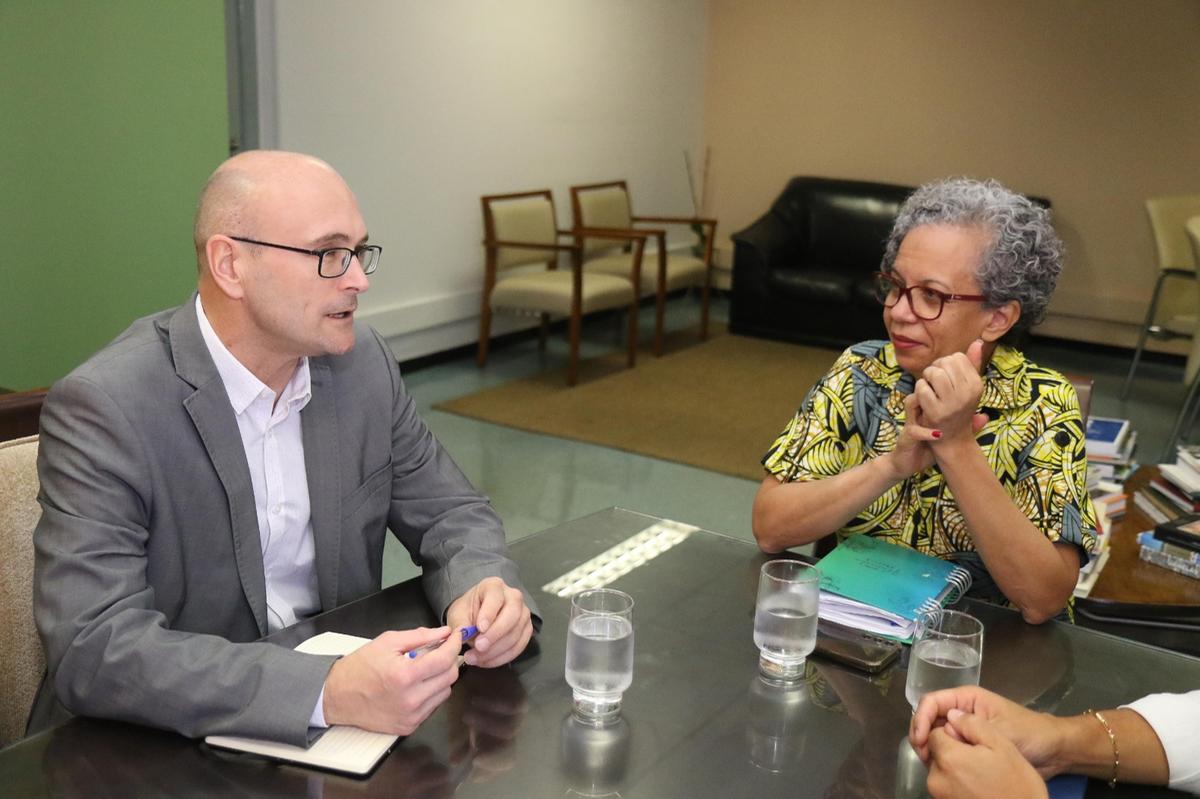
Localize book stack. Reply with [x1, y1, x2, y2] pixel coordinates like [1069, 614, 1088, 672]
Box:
[1137, 513, 1200, 580]
[1085, 416, 1137, 482]
[1133, 490, 1173, 526]
[1093, 491, 1126, 522]
[1135, 446, 1200, 525]
[1075, 479, 1124, 599]
[1074, 546, 1111, 598]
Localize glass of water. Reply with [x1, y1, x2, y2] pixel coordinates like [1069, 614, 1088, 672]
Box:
[565, 588, 635, 725]
[753, 560, 820, 683]
[904, 609, 984, 710]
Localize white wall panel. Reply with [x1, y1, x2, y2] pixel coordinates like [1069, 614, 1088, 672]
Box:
[264, 1, 708, 358]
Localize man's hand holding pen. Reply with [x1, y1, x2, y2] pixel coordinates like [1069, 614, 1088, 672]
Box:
[446, 577, 535, 668]
[320, 577, 532, 737]
[322, 627, 464, 736]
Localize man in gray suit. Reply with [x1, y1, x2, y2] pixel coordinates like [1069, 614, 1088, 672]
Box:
[31, 150, 537, 746]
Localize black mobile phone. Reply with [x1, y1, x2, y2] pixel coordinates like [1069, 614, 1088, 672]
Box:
[813, 619, 902, 673]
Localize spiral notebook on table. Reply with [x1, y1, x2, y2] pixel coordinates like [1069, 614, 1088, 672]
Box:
[816, 535, 972, 643]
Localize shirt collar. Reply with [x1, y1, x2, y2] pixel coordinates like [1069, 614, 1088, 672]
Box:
[865, 342, 914, 394]
[195, 295, 311, 415]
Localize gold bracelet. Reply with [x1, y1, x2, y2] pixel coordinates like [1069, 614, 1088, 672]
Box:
[1086, 709, 1119, 789]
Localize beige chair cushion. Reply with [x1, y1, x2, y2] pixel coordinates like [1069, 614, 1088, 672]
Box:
[0, 435, 43, 748]
[491, 195, 559, 270]
[1187, 216, 1200, 266]
[584, 251, 707, 294]
[1146, 195, 1200, 271]
[577, 186, 633, 255]
[491, 270, 634, 317]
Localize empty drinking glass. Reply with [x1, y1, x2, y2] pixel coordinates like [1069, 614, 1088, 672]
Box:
[753, 560, 820, 683]
[904, 609, 984, 710]
[565, 588, 635, 724]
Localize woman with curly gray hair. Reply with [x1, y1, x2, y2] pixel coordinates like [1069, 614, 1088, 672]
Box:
[753, 177, 1096, 624]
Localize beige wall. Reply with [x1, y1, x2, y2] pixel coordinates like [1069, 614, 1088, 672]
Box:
[702, 0, 1200, 348]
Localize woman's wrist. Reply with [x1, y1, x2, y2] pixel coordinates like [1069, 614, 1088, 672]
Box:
[1056, 712, 1119, 781]
[876, 448, 917, 485]
[929, 433, 983, 469]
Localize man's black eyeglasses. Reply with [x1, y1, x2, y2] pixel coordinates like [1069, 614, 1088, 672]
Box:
[230, 236, 382, 279]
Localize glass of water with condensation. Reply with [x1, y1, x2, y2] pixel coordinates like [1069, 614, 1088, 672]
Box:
[904, 609, 983, 710]
[565, 588, 635, 725]
[753, 560, 820, 683]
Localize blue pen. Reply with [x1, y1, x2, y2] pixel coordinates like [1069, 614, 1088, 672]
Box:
[406, 625, 478, 659]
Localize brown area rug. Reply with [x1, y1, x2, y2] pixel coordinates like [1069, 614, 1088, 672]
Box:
[434, 332, 841, 481]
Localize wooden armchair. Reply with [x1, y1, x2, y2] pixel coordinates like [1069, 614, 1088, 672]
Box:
[570, 180, 716, 356]
[479, 190, 646, 386]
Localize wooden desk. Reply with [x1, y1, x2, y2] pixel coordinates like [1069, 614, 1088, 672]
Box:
[1089, 466, 1200, 606]
[1078, 467, 1200, 656]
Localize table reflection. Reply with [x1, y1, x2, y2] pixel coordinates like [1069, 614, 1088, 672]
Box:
[41, 720, 311, 799]
[446, 664, 530, 786]
[894, 735, 931, 799]
[560, 713, 631, 797]
[810, 659, 911, 799]
[746, 668, 816, 773]
[978, 607, 1074, 711]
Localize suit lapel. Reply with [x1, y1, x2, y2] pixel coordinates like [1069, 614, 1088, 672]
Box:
[168, 297, 270, 636]
[303, 360, 341, 611]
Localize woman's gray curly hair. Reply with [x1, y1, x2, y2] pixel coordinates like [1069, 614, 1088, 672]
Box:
[880, 177, 1063, 335]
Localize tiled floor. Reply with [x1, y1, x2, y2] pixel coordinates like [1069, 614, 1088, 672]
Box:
[384, 295, 1192, 585]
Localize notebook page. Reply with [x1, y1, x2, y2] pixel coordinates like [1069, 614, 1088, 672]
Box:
[204, 632, 399, 776]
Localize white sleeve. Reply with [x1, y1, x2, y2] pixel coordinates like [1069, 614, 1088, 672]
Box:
[1122, 690, 1200, 795]
[309, 685, 328, 729]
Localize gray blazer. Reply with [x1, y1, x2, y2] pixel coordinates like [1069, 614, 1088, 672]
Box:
[31, 297, 536, 746]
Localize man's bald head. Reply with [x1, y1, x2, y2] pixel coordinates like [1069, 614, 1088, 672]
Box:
[192, 150, 344, 273]
[192, 149, 370, 385]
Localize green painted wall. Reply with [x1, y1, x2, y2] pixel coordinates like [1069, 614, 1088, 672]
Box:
[0, 1, 228, 390]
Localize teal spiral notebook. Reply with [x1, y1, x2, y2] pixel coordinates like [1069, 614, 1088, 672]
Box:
[816, 535, 972, 643]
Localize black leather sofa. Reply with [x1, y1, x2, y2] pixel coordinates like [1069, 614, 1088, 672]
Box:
[729, 176, 914, 348]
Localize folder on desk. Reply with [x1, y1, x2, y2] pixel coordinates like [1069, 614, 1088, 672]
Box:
[816, 535, 972, 643]
[204, 632, 398, 776]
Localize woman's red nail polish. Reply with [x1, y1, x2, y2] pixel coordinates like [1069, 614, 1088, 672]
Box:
[931, 430, 942, 439]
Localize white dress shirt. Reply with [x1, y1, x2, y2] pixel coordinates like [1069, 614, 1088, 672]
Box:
[196, 298, 328, 727]
[196, 297, 320, 632]
[1124, 689, 1200, 794]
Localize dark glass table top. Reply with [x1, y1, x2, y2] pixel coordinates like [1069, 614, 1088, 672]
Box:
[4, 507, 1199, 797]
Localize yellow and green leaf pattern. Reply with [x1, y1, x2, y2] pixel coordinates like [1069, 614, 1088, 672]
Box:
[762, 341, 1098, 564]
